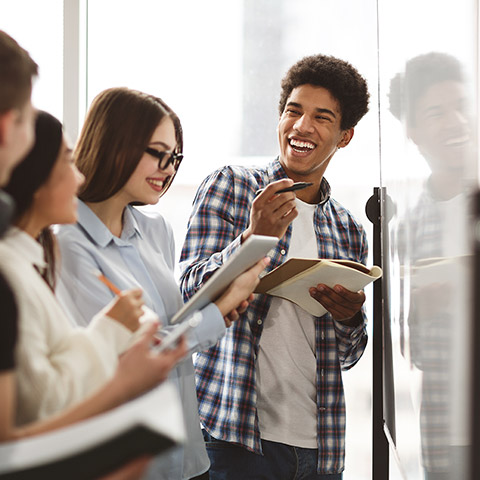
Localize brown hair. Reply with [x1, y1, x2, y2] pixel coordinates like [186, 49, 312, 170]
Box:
[0, 30, 38, 113]
[75, 87, 183, 202]
[278, 54, 369, 131]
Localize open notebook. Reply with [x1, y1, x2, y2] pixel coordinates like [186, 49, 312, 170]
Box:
[255, 257, 382, 316]
[0, 381, 184, 480]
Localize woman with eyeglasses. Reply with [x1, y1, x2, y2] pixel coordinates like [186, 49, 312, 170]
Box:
[55, 87, 269, 480]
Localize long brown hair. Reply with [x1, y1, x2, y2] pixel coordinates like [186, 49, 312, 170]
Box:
[76, 87, 183, 203]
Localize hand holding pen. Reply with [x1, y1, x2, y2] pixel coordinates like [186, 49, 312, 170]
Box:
[94, 270, 146, 333]
[255, 181, 313, 196]
[242, 179, 306, 242]
[94, 271, 188, 354]
[94, 275, 187, 391]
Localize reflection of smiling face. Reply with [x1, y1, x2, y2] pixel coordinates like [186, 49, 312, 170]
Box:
[408, 80, 473, 173]
[277, 84, 353, 184]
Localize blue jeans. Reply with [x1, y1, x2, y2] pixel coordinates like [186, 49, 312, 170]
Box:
[203, 431, 343, 480]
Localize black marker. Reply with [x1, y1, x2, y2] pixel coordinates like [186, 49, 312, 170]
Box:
[256, 182, 314, 196]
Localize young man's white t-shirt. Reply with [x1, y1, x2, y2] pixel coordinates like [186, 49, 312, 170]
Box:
[256, 198, 319, 448]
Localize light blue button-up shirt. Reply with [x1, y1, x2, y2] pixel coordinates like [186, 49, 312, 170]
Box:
[56, 200, 226, 480]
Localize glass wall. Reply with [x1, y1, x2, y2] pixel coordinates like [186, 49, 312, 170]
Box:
[0, 0, 64, 120]
[378, 1, 478, 478]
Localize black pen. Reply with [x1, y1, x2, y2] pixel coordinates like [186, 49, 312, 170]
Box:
[255, 182, 314, 196]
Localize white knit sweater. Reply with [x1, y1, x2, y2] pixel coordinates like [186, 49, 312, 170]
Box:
[0, 227, 132, 426]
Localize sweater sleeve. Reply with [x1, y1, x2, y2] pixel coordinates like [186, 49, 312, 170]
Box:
[11, 266, 131, 425]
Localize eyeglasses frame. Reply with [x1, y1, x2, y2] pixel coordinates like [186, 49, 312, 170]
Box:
[144, 147, 183, 171]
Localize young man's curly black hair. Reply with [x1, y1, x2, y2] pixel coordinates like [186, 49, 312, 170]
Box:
[278, 54, 370, 131]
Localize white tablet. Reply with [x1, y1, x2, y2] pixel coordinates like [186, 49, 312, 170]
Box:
[154, 313, 202, 353]
[171, 234, 278, 324]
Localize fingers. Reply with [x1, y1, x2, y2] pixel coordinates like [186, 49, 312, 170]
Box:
[255, 180, 298, 216]
[117, 290, 144, 312]
[125, 287, 143, 298]
[249, 180, 299, 238]
[119, 289, 145, 321]
[224, 310, 238, 327]
[251, 257, 271, 275]
[219, 259, 269, 326]
[309, 284, 365, 321]
[116, 326, 187, 397]
[136, 322, 159, 344]
[253, 192, 298, 223]
[160, 336, 187, 365]
[121, 288, 144, 305]
[242, 257, 270, 288]
[106, 288, 147, 331]
[248, 257, 271, 281]
[255, 178, 293, 200]
[236, 299, 250, 315]
[224, 309, 239, 327]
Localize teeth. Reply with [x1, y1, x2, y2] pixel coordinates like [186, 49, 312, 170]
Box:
[444, 134, 470, 146]
[289, 138, 315, 149]
[148, 179, 163, 187]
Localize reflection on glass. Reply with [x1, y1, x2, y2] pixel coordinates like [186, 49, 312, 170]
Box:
[388, 52, 475, 480]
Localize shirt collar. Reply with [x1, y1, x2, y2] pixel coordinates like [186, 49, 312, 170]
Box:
[318, 177, 331, 205]
[268, 157, 332, 206]
[3, 226, 46, 269]
[77, 200, 142, 248]
[267, 157, 289, 180]
[122, 206, 143, 240]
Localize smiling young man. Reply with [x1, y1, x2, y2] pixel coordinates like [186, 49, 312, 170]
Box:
[180, 54, 370, 480]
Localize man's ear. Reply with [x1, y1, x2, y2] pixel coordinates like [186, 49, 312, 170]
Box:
[337, 128, 354, 148]
[0, 110, 15, 147]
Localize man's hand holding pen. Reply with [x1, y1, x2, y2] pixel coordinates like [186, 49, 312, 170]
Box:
[242, 179, 304, 242]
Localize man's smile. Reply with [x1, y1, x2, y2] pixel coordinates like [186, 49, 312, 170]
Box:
[288, 136, 317, 153]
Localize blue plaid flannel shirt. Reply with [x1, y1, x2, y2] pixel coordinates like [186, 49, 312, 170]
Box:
[179, 158, 368, 474]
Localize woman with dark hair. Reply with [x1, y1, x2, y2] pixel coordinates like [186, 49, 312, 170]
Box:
[55, 88, 269, 480]
[0, 110, 186, 434]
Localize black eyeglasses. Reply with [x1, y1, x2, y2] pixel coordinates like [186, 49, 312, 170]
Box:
[145, 147, 183, 170]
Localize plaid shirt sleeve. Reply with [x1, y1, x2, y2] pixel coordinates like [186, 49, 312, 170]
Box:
[179, 166, 254, 300]
[333, 228, 368, 371]
[333, 314, 368, 370]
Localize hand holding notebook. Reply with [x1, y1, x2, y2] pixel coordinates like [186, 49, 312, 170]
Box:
[255, 257, 382, 316]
